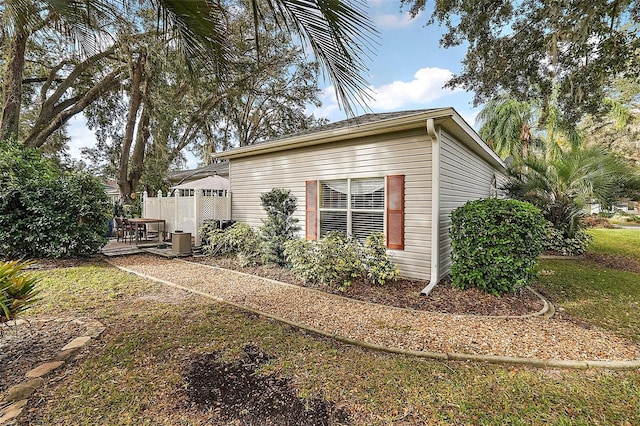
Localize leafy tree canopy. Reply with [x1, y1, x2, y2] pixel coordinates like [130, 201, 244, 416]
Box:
[402, 0, 640, 123]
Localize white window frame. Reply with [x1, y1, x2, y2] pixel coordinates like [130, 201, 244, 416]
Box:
[318, 177, 385, 238]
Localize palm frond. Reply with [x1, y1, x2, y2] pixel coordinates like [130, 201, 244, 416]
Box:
[255, 0, 378, 117]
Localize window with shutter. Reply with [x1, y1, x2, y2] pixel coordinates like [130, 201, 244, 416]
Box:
[318, 178, 385, 239]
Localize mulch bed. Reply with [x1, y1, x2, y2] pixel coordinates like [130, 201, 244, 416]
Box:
[188, 256, 544, 317]
[583, 253, 640, 274]
[183, 345, 349, 425]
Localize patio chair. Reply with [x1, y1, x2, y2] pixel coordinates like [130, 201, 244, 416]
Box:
[115, 217, 135, 243]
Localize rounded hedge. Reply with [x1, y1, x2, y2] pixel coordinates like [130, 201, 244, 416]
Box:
[449, 198, 546, 295]
[0, 139, 110, 259]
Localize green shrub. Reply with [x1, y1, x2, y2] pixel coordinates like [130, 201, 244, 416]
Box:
[0, 260, 40, 324]
[199, 221, 221, 251]
[361, 232, 400, 285]
[0, 139, 110, 258]
[259, 188, 300, 266]
[201, 223, 261, 266]
[315, 232, 362, 290]
[450, 198, 546, 295]
[542, 223, 593, 255]
[283, 238, 318, 283]
[284, 231, 399, 290]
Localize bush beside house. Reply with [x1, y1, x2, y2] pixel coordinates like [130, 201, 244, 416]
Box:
[200, 187, 399, 290]
[450, 198, 546, 295]
[0, 139, 110, 259]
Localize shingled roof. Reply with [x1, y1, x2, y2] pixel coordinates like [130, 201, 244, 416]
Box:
[261, 108, 443, 143]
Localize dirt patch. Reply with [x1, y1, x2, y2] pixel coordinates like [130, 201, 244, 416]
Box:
[0, 319, 85, 394]
[189, 256, 544, 317]
[583, 253, 640, 274]
[183, 345, 350, 425]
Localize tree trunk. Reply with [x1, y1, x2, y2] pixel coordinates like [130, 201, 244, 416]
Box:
[118, 49, 147, 201]
[1, 25, 29, 141]
[128, 92, 151, 193]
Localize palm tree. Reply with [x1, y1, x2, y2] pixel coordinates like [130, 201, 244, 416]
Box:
[504, 145, 640, 238]
[477, 95, 540, 160]
[477, 92, 581, 161]
[1, 0, 376, 142]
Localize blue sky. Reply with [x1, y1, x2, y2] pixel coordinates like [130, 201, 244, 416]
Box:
[68, 1, 478, 168]
[314, 1, 476, 125]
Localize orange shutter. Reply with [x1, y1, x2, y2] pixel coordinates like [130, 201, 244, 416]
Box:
[306, 180, 318, 240]
[386, 175, 405, 250]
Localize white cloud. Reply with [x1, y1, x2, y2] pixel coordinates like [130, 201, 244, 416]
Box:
[373, 12, 421, 29]
[369, 67, 459, 110]
[312, 67, 463, 122]
[67, 114, 98, 160]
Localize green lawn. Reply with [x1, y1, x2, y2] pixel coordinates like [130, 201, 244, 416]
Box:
[534, 228, 640, 342]
[587, 228, 640, 259]
[9, 244, 638, 425]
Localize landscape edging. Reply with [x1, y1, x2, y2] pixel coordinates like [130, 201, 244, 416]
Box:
[0, 318, 106, 425]
[108, 260, 640, 371]
[176, 259, 554, 320]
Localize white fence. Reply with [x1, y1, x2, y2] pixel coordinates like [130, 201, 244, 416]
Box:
[142, 190, 231, 246]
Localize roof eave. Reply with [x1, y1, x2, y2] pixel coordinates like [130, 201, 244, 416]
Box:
[437, 111, 507, 171]
[215, 107, 506, 172]
[215, 108, 453, 160]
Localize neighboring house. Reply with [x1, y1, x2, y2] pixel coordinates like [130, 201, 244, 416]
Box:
[103, 179, 120, 205]
[216, 108, 506, 294]
[168, 161, 229, 186]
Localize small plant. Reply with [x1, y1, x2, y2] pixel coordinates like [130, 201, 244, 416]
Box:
[361, 232, 399, 285]
[315, 232, 362, 290]
[285, 231, 399, 290]
[542, 224, 593, 256]
[283, 238, 318, 283]
[450, 198, 546, 295]
[0, 260, 41, 324]
[260, 188, 300, 266]
[201, 223, 261, 266]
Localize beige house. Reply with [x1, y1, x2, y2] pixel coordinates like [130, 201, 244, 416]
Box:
[216, 108, 506, 294]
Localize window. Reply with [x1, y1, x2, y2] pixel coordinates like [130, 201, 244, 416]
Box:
[306, 175, 404, 249]
[319, 178, 385, 239]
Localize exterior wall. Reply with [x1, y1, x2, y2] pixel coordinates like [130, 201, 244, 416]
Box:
[229, 128, 433, 280]
[438, 129, 501, 278]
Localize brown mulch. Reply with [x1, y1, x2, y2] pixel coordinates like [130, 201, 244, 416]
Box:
[183, 345, 350, 425]
[0, 319, 85, 394]
[583, 253, 640, 274]
[188, 256, 544, 317]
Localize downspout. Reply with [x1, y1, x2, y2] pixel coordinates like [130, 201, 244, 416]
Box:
[422, 118, 440, 295]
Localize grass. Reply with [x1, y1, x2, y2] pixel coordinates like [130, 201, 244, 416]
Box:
[533, 228, 640, 343]
[7, 228, 640, 424]
[587, 228, 640, 259]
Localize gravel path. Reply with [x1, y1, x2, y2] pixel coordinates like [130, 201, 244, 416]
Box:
[109, 255, 640, 362]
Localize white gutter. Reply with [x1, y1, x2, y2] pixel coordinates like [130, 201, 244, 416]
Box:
[216, 108, 452, 160]
[422, 118, 440, 295]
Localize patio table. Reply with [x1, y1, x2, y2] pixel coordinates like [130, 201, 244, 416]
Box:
[127, 218, 166, 244]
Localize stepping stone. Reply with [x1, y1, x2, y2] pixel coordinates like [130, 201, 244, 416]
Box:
[3, 378, 44, 403]
[0, 399, 28, 424]
[25, 361, 64, 378]
[61, 336, 91, 351]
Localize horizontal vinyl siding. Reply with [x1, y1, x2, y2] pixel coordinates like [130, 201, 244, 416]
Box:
[439, 129, 499, 278]
[229, 129, 432, 280]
